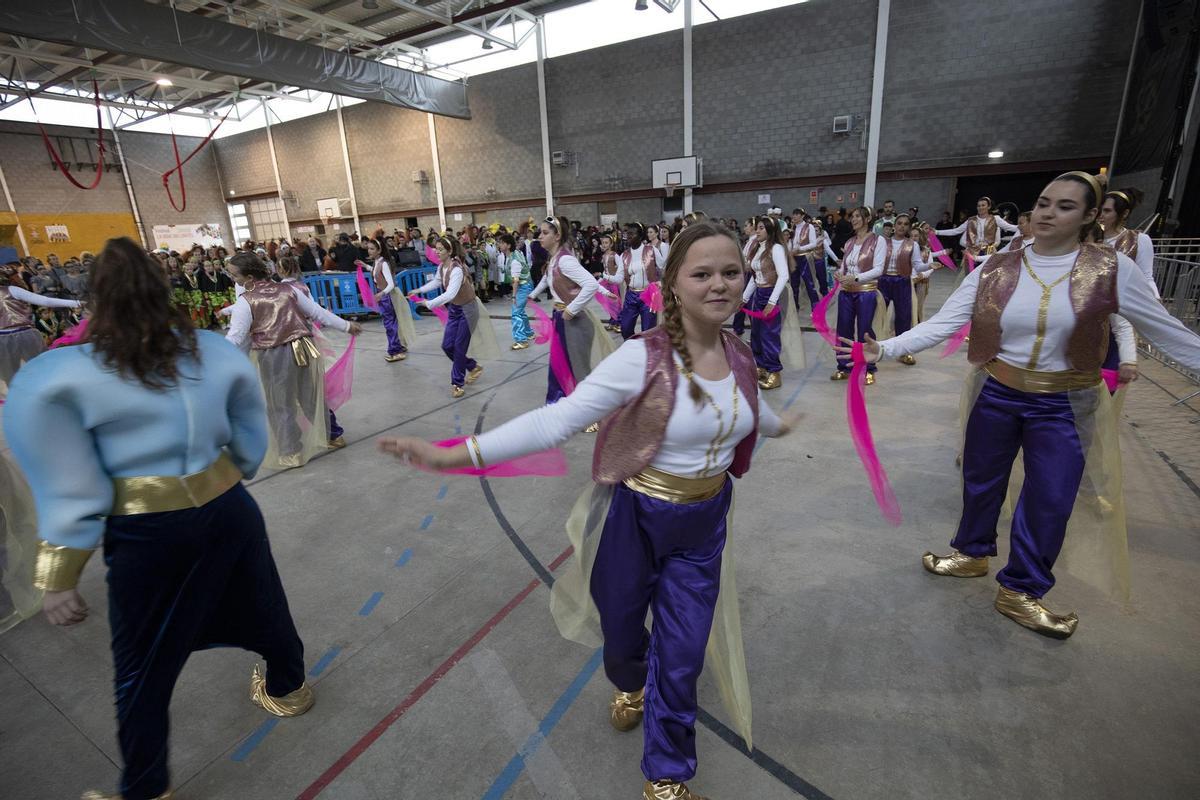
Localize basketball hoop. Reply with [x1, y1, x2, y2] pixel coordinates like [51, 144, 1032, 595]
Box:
[665, 186, 676, 199]
[321, 215, 333, 230]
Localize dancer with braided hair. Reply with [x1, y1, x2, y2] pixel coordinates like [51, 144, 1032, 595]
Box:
[380, 221, 798, 800]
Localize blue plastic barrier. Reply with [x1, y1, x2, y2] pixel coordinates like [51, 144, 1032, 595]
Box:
[398, 266, 438, 319]
[303, 272, 371, 317]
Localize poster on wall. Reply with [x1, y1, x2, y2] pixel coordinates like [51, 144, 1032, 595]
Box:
[152, 223, 224, 253]
[757, 194, 772, 205]
[600, 214, 619, 227]
[45, 224, 70, 242]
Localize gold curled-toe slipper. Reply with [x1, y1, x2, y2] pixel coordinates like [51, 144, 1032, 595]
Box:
[643, 780, 708, 800]
[250, 664, 315, 717]
[994, 586, 1079, 639]
[609, 687, 644, 732]
[921, 550, 988, 578]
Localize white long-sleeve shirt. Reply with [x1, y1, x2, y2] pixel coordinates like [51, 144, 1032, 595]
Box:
[741, 242, 790, 306]
[879, 248, 1200, 372]
[840, 235, 886, 282]
[612, 245, 657, 292]
[414, 264, 464, 309]
[791, 224, 821, 256]
[885, 238, 933, 277]
[1105, 231, 1156, 287]
[530, 251, 608, 315]
[225, 288, 351, 348]
[473, 337, 784, 478]
[1110, 314, 1137, 365]
[4, 286, 81, 326]
[936, 215, 1020, 248]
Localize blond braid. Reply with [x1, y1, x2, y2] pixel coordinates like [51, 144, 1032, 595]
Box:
[662, 289, 705, 406]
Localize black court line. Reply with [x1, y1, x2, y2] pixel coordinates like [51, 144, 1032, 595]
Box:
[472, 394, 835, 800]
[1154, 450, 1200, 502]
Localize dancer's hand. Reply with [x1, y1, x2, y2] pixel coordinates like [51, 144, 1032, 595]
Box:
[43, 589, 88, 626]
[563, 310, 575, 321]
[347, 322, 364, 336]
[832, 335, 882, 363]
[835, 273, 856, 287]
[378, 437, 470, 470]
[763, 303, 776, 317]
[1118, 364, 1139, 385]
[776, 411, 804, 436]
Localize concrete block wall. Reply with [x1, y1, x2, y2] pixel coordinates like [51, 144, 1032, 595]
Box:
[546, 37, 684, 195]
[435, 65, 544, 204]
[694, 0, 878, 182]
[882, 0, 1139, 170]
[119, 129, 227, 240]
[342, 101, 438, 213]
[269, 112, 347, 221]
[212, 128, 275, 197]
[0, 123, 136, 215]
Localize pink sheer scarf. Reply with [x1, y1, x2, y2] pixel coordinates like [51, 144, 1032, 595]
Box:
[356, 262, 380, 310]
[50, 318, 88, 348]
[849, 342, 902, 525]
[410, 293, 449, 324]
[941, 323, 971, 358]
[811, 284, 841, 346]
[524, 300, 575, 394]
[421, 436, 568, 477]
[324, 336, 356, 411]
[924, 233, 958, 270]
[641, 282, 664, 313]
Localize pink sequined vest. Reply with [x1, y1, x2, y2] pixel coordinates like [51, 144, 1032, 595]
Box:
[592, 327, 760, 484]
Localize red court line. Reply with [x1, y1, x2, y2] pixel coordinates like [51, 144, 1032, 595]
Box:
[296, 545, 575, 799]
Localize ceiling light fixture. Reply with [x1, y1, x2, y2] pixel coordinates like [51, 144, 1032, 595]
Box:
[988, 150, 1004, 159]
[635, 0, 649, 9]
[481, 38, 493, 50]
[155, 77, 173, 86]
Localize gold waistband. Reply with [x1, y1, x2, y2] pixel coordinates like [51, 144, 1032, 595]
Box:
[844, 281, 878, 293]
[623, 466, 728, 504]
[984, 360, 1101, 394]
[111, 452, 243, 516]
[291, 336, 321, 367]
[553, 302, 568, 311]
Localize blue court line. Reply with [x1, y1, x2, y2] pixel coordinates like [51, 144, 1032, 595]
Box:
[358, 592, 384, 616]
[395, 548, 413, 568]
[230, 718, 279, 762]
[754, 347, 828, 455]
[309, 646, 343, 678]
[480, 648, 604, 800]
[418, 514, 434, 531]
[436, 484, 448, 501]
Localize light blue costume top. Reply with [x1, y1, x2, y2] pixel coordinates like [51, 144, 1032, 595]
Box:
[3, 330, 268, 552]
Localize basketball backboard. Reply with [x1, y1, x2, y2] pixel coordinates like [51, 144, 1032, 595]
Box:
[652, 156, 702, 189]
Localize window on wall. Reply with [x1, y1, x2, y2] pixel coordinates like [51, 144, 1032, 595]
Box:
[227, 202, 252, 246]
[228, 197, 289, 244]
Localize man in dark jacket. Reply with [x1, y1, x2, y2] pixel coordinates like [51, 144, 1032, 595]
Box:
[330, 234, 358, 272]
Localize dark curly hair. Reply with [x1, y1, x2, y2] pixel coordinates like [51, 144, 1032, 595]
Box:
[87, 237, 198, 390]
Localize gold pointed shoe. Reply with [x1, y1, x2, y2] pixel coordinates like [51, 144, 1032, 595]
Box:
[758, 371, 782, 390]
[898, 354, 917, 365]
[384, 352, 407, 362]
[450, 385, 465, 399]
[830, 371, 848, 381]
[994, 587, 1079, 639]
[510, 340, 530, 350]
[865, 372, 876, 385]
[609, 687, 644, 732]
[466, 365, 484, 384]
[643, 780, 708, 800]
[328, 436, 346, 449]
[277, 453, 304, 469]
[756, 367, 767, 381]
[922, 550, 988, 578]
[82, 791, 173, 800]
[250, 665, 315, 717]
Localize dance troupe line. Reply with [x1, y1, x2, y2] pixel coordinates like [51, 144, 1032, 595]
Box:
[0, 175, 1197, 800]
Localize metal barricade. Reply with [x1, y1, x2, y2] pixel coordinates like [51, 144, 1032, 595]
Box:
[397, 266, 438, 318]
[303, 271, 373, 317]
[1143, 255, 1200, 403]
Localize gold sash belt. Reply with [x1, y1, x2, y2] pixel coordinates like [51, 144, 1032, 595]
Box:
[984, 359, 1101, 394]
[844, 281, 878, 293]
[623, 466, 728, 504]
[290, 336, 321, 367]
[111, 452, 243, 516]
[553, 302, 568, 311]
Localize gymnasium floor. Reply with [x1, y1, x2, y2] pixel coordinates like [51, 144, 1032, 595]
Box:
[2, 271, 1198, 800]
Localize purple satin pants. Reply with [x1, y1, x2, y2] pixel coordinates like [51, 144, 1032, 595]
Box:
[951, 376, 1089, 597]
[620, 288, 658, 340]
[835, 290, 877, 373]
[441, 303, 477, 387]
[590, 479, 731, 783]
[878, 275, 912, 337]
[378, 294, 408, 357]
[749, 286, 782, 374]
